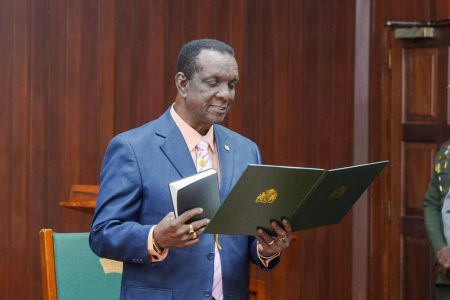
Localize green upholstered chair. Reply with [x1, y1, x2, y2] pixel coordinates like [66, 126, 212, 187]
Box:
[39, 229, 122, 300]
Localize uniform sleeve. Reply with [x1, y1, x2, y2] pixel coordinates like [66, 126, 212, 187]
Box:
[89, 135, 152, 265]
[424, 145, 447, 255]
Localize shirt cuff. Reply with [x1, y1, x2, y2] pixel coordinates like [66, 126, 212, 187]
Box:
[147, 226, 169, 262]
[257, 241, 280, 268]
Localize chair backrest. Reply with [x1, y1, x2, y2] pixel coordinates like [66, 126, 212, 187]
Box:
[40, 227, 266, 300]
[39, 229, 122, 300]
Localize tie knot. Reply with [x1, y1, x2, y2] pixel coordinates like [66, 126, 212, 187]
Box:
[197, 139, 209, 151]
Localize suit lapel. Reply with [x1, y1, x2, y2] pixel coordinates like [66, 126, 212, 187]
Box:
[155, 110, 235, 195]
[156, 109, 197, 178]
[215, 126, 234, 201]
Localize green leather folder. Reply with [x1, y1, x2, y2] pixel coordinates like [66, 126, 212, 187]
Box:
[205, 161, 388, 236]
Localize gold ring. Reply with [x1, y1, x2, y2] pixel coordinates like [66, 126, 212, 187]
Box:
[188, 224, 194, 234]
[192, 231, 198, 239]
[279, 236, 288, 243]
[268, 240, 275, 245]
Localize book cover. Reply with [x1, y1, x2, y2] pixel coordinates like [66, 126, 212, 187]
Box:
[169, 169, 220, 222]
[204, 161, 388, 236]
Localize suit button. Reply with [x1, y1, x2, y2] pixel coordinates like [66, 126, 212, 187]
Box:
[207, 253, 214, 260]
[204, 291, 211, 297]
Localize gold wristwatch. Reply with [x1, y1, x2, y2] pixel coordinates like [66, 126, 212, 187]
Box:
[152, 237, 164, 255]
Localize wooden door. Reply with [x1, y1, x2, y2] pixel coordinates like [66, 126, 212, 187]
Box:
[384, 23, 450, 300]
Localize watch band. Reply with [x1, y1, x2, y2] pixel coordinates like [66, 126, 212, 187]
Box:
[152, 237, 164, 255]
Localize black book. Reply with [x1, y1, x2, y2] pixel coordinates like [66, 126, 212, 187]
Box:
[169, 169, 220, 222]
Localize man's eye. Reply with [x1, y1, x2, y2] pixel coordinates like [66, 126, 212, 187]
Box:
[229, 82, 237, 89]
[206, 80, 218, 86]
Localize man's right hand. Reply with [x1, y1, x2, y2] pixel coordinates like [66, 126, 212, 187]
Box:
[153, 208, 209, 249]
[436, 246, 450, 277]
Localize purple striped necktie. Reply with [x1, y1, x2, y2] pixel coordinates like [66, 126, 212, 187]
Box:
[196, 139, 223, 300]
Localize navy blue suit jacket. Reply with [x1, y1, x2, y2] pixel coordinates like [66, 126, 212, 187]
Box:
[90, 109, 279, 299]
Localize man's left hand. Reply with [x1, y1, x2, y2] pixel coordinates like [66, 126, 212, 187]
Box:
[256, 219, 293, 257]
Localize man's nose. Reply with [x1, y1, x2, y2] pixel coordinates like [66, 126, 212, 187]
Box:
[216, 84, 233, 100]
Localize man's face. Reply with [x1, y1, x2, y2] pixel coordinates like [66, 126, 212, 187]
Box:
[182, 49, 239, 133]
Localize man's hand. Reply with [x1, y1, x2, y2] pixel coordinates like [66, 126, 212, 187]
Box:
[255, 219, 293, 257]
[436, 246, 450, 277]
[153, 208, 209, 249]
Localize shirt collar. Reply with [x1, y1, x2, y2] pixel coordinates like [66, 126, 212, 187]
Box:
[170, 104, 215, 153]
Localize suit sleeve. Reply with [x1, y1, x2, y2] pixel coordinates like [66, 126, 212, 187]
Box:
[89, 135, 152, 265]
[247, 141, 280, 269]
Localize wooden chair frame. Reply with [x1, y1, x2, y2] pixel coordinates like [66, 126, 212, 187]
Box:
[51, 184, 266, 300]
[39, 229, 57, 300]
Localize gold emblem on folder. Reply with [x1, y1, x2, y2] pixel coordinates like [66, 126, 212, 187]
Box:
[255, 188, 278, 204]
[99, 258, 123, 274]
[328, 186, 347, 200]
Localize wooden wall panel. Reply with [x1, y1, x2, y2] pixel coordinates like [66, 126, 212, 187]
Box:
[437, 0, 450, 19]
[114, 0, 135, 133]
[10, 0, 31, 298]
[287, 0, 304, 167]
[135, 0, 166, 124]
[28, 1, 48, 297]
[98, 0, 116, 154]
[58, 0, 101, 232]
[47, 0, 68, 232]
[395, 0, 432, 20]
[402, 235, 434, 300]
[402, 143, 437, 216]
[404, 48, 442, 123]
[0, 0, 13, 297]
[0, 0, 360, 299]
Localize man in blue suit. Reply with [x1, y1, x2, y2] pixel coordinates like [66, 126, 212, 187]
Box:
[90, 39, 292, 300]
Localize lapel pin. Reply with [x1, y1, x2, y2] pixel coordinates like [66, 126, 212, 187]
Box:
[224, 145, 230, 151]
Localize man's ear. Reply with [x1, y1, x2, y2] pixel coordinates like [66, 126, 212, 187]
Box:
[175, 72, 188, 98]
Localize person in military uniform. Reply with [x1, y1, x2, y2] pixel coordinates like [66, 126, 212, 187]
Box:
[424, 141, 450, 299]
